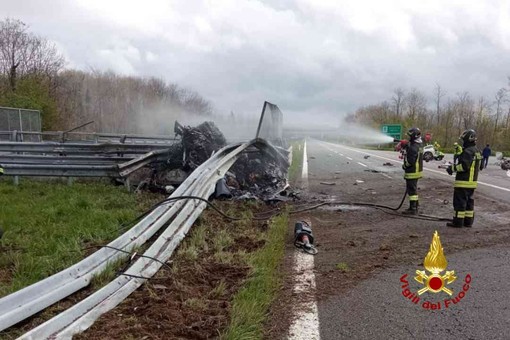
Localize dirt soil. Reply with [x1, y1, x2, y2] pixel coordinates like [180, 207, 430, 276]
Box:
[76, 202, 270, 340]
[265, 177, 510, 339]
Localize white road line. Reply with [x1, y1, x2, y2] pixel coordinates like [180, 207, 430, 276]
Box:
[357, 162, 368, 167]
[288, 251, 320, 340]
[382, 173, 392, 179]
[323, 141, 510, 193]
[339, 153, 344, 156]
[302, 140, 309, 189]
[346, 157, 353, 161]
[288, 140, 320, 340]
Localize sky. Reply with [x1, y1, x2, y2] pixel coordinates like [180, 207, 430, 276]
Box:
[3, 0, 510, 121]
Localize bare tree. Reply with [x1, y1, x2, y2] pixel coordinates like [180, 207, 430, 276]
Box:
[443, 99, 457, 146]
[456, 91, 475, 130]
[405, 88, 427, 122]
[0, 18, 64, 91]
[391, 88, 405, 117]
[506, 107, 510, 130]
[433, 83, 446, 125]
[493, 88, 507, 142]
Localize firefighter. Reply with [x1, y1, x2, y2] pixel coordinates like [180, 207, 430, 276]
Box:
[402, 127, 424, 215]
[446, 129, 483, 228]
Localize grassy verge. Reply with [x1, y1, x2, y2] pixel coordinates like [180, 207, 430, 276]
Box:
[74, 201, 288, 340]
[0, 179, 160, 297]
[288, 140, 304, 183]
[222, 213, 288, 340]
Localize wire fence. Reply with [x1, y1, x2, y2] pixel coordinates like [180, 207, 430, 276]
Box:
[0, 107, 42, 142]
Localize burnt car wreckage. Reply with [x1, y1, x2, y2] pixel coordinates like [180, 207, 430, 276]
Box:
[130, 120, 291, 201]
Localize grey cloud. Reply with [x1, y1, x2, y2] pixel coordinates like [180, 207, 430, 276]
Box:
[3, 0, 510, 121]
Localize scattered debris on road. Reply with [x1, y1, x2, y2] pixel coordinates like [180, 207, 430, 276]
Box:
[294, 220, 318, 255]
[320, 182, 336, 186]
[363, 155, 370, 159]
[383, 162, 394, 167]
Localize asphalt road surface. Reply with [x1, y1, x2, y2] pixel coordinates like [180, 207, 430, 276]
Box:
[293, 139, 510, 340]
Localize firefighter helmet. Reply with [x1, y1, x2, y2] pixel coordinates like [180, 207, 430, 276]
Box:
[460, 129, 477, 144]
[407, 127, 421, 140]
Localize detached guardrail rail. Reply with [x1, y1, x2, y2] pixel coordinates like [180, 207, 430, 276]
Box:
[0, 139, 278, 338]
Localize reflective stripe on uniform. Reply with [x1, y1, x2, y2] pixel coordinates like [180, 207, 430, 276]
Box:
[455, 211, 466, 218]
[454, 180, 478, 189]
[404, 172, 423, 179]
[409, 195, 419, 202]
[455, 164, 464, 172]
[465, 211, 474, 218]
[469, 158, 476, 182]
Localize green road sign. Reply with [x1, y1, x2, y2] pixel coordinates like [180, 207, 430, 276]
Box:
[381, 124, 402, 140]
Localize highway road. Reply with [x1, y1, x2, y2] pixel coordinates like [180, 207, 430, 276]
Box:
[317, 140, 510, 204]
[283, 139, 510, 340]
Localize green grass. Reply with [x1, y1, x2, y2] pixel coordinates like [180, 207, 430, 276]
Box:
[288, 140, 304, 183]
[221, 213, 288, 340]
[0, 179, 159, 297]
[336, 262, 350, 272]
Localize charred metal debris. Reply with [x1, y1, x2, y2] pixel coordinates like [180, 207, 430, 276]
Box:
[131, 121, 292, 201]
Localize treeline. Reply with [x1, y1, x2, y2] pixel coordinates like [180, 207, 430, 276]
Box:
[352, 85, 510, 150]
[0, 18, 213, 133]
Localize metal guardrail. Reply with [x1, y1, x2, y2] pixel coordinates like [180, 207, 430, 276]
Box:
[0, 141, 170, 154]
[1, 164, 119, 177]
[0, 154, 133, 165]
[0, 130, 176, 144]
[0, 140, 274, 336]
[0, 141, 173, 179]
[1, 150, 171, 178]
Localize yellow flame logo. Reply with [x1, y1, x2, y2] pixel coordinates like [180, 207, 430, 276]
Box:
[415, 231, 457, 295]
[423, 231, 448, 274]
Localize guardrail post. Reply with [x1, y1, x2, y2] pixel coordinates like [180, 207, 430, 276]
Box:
[125, 178, 131, 192]
[67, 177, 74, 186]
[13, 176, 19, 186]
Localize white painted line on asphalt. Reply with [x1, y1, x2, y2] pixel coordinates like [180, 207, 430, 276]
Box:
[288, 251, 320, 340]
[339, 153, 344, 156]
[382, 173, 392, 179]
[357, 162, 368, 167]
[302, 140, 309, 189]
[346, 157, 353, 161]
[325, 142, 510, 193]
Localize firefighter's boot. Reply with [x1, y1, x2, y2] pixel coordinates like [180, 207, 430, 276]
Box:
[464, 216, 474, 228]
[446, 217, 464, 228]
[402, 201, 418, 215]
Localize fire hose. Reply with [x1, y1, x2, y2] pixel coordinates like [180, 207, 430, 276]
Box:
[111, 192, 449, 262]
[119, 191, 450, 236]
